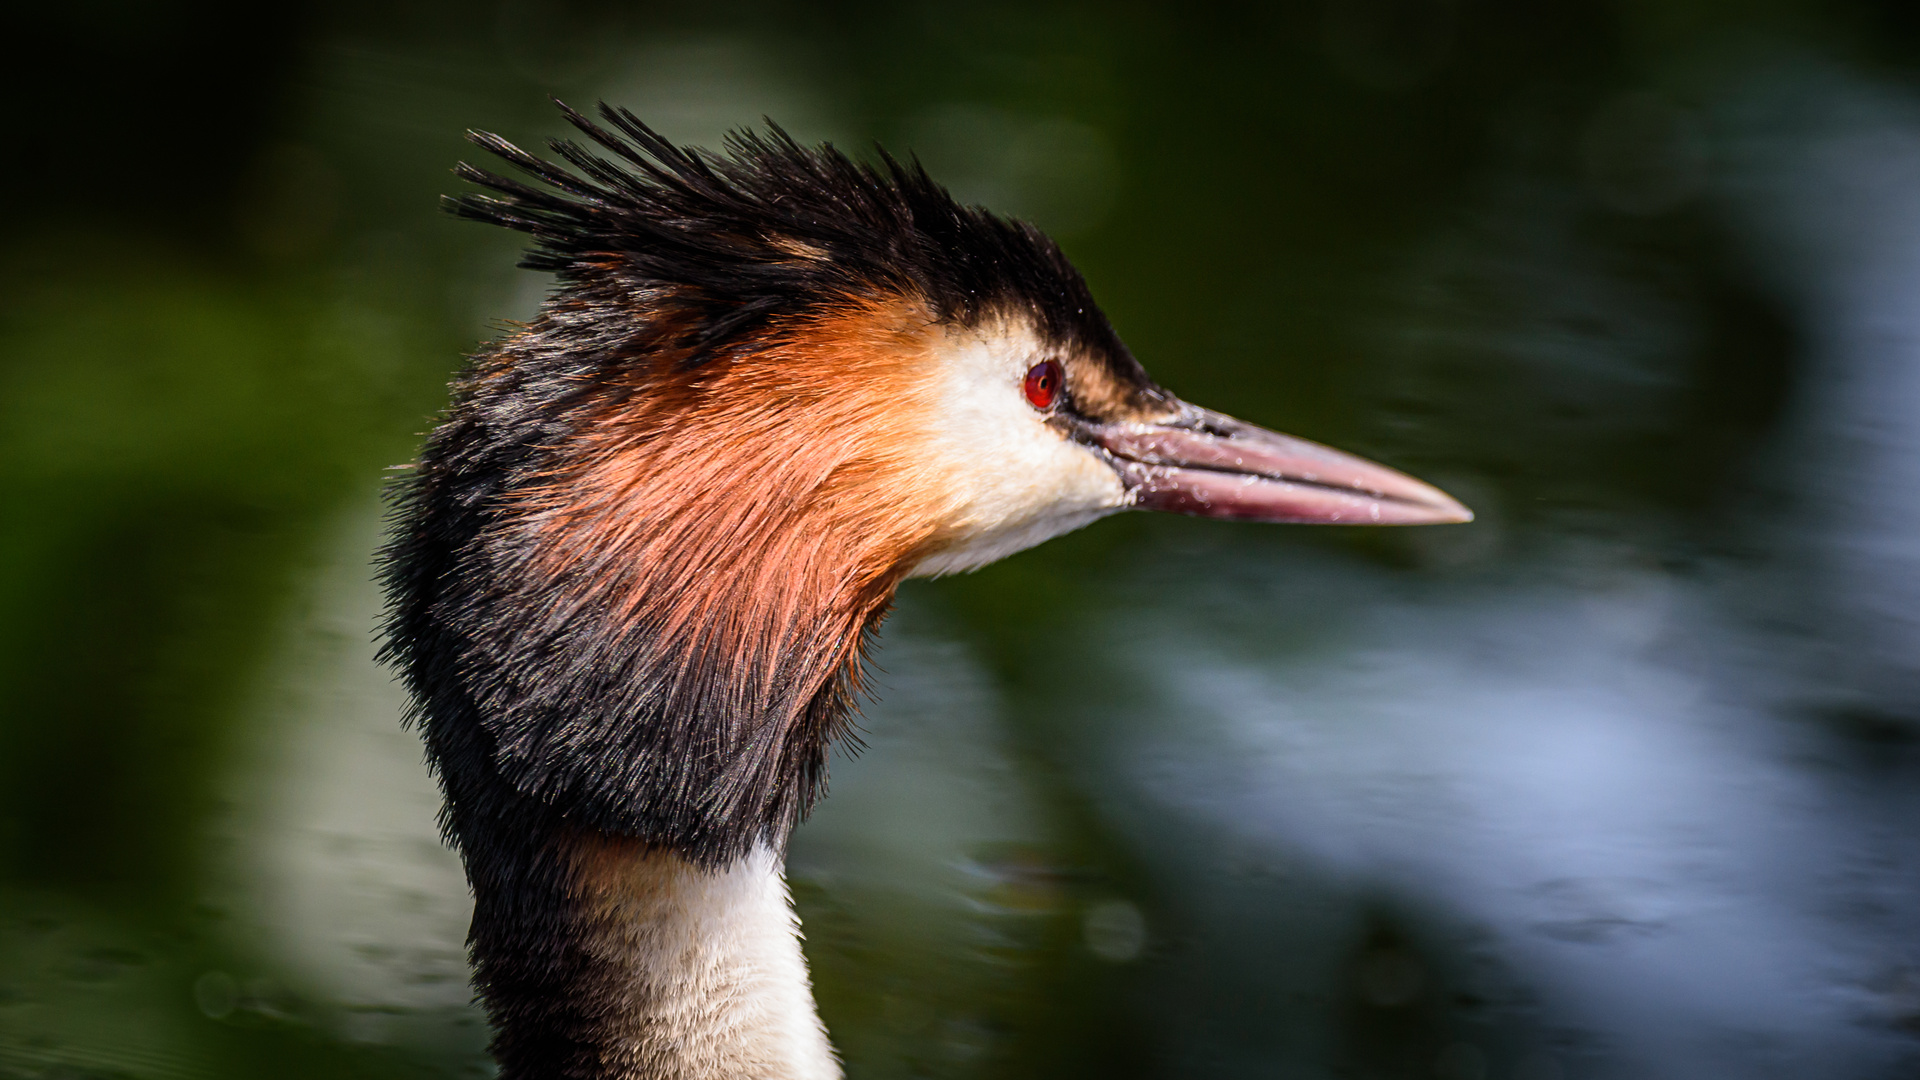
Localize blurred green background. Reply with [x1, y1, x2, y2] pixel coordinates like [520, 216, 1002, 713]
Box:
[5, 2, 1920, 1078]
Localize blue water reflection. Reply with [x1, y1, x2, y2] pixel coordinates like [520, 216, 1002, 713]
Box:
[1720, 62, 1920, 720]
[1050, 58, 1920, 1080]
[1100, 546, 1915, 1078]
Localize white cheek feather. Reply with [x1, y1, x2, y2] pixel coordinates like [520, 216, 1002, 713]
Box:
[907, 322, 1127, 578]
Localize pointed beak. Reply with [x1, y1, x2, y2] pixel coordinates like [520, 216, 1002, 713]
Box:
[1085, 404, 1472, 526]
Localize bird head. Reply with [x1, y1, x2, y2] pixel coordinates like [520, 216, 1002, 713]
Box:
[385, 102, 1468, 866]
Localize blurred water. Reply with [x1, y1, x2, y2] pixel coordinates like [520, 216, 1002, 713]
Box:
[1718, 63, 1920, 721]
[1060, 57, 1920, 1080]
[1097, 546, 1918, 1079]
[210, 506, 477, 1048]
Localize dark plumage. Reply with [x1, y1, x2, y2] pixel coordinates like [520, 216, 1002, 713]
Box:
[446, 99, 1140, 366]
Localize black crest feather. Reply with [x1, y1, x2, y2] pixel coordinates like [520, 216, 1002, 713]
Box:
[444, 99, 1125, 355]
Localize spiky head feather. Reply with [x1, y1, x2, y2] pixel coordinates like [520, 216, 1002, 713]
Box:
[446, 100, 1139, 364]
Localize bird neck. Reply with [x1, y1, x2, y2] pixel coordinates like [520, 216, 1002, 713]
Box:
[469, 817, 839, 1080]
[387, 303, 945, 1076]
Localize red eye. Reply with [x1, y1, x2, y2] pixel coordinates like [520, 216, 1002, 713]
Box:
[1023, 360, 1063, 410]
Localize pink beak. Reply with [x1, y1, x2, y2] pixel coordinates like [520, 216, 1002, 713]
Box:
[1091, 405, 1472, 526]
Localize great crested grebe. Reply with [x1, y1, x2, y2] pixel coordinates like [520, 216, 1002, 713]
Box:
[380, 101, 1470, 1079]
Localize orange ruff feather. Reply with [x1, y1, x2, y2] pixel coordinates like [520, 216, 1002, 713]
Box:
[502, 293, 948, 810]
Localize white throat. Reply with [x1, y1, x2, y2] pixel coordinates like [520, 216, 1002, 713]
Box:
[578, 843, 839, 1080]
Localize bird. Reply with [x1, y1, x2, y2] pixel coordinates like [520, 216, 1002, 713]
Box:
[379, 100, 1471, 1080]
